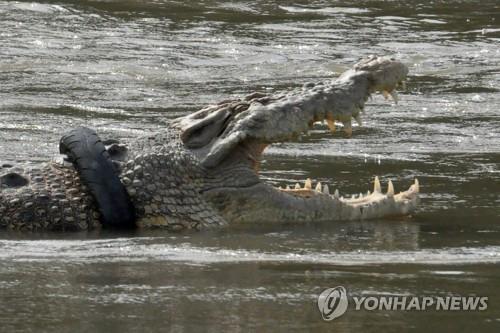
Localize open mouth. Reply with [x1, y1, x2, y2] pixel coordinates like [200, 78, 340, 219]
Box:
[180, 55, 419, 220]
[249, 85, 420, 219]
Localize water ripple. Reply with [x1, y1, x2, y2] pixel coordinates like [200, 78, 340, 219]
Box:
[1, 238, 499, 265]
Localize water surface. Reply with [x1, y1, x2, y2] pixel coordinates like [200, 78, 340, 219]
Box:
[0, 0, 499, 331]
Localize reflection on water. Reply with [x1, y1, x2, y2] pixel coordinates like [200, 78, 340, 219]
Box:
[1, 227, 500, 332]
[0, 0, 499, 331]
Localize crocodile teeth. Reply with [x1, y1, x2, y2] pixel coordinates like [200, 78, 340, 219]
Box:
[286, 185, 291, 190]
[354, 114, 362, 126]
[366, 190, 371, 196]
[374, 176, 381, 193]
[334, 189, 340, 199]
[359, 192, 363, 198]
[295, 183, 301, 189]
[323, 184, 330, 194]
[326, 119, 336, 133]
[304, 178, 312, 190]
[315, 182, 322, 192]
[387, 180, 394, 197]
[414, 178, 420, 193]
[390, 91, 399, 104]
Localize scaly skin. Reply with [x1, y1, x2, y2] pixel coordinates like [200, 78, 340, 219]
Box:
[0, 56, 419, 231]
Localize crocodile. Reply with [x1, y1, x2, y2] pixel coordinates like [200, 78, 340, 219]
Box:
[0, 56, 420, 231]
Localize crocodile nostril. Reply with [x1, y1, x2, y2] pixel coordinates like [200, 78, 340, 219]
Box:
[0, 173, 29, 188]
[1, 164, 13, 168]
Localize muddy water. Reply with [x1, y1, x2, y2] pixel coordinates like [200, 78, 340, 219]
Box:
[0, 0, 499, 331]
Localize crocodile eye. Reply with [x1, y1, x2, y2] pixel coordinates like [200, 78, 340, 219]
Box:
[0, 173, 28, 188]
[107, 143, 128, 161]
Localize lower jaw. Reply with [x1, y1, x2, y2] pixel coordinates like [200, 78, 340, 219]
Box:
[204, 179, 419, 224]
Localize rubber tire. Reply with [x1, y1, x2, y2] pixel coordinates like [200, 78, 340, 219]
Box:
[59, 127, 136, 228]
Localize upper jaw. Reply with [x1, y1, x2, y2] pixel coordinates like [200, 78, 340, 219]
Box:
[185, 55, 408, 169]
[352, 55, 409, 94]
[326, 55, 408, 137]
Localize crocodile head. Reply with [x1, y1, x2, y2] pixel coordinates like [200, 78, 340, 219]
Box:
[174, 56, 419, 224]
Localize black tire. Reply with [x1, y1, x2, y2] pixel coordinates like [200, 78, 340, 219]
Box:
[59, 127, 136, 228]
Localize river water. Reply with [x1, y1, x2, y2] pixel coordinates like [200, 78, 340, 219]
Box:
[0, 0, 499, 331]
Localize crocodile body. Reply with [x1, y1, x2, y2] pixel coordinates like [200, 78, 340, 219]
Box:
[0, 56, 419, 231]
